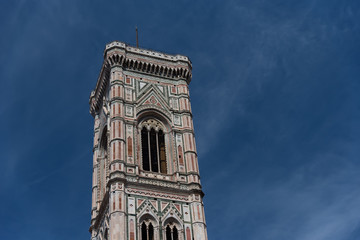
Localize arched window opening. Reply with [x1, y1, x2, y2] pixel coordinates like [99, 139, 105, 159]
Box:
[150, 128, 159, 172]
[141, 221, 154, 240]
[141, 127, 150, 171]
[148, 223, 154, 240]
[141, 222, 147, 240]
[173, 226, 178, 240]
[166, 225, 172, 240]
[141, 120, 167, 174]
[99, 127, 108, 198]
[165, 224, 178, 240]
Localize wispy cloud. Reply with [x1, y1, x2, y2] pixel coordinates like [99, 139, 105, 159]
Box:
[25, 149, 89, 187]
[205, 148, 360, 240]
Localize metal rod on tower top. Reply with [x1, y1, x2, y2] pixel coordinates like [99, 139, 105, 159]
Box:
[136, 27, 139, 48]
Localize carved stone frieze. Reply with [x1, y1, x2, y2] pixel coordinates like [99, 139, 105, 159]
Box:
[125, 188, 189, 201]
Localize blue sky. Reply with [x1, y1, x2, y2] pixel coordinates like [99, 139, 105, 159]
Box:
[1, 0, 359, 239]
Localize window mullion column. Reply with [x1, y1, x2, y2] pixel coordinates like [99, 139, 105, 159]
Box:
[147, 225, 150, 240]
[147, 130, 152, 172]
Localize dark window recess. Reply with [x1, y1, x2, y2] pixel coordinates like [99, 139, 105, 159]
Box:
[150, 128, 158, 172]
[173, 226, 178, 240]
[141, 221, 154, 240]
[149, 223, 154, 240]
[141, 125, 167, 174]
[166, 224, 178, 240]
[141, 127, 150, 171]
[141, 222, 147, 240]
[166, 225, 172, 240]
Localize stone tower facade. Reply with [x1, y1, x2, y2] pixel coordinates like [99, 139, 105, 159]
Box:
[89, 41, 208, 240]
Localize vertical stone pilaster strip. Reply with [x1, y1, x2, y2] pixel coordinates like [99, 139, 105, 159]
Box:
[91, 114, 100, 228]
[108, 68, 127, 240]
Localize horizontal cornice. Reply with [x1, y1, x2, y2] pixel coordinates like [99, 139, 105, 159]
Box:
[105, 41, 192, 65]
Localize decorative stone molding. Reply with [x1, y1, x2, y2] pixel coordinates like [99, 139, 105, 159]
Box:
[125, 188, 188, 201]
[105, 41, 190, 63]
[89, 62, 111, 116]
[136, 105, 172, 122]
[90, 41, 192, 117]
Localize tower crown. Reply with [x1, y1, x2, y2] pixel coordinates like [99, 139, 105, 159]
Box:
[105, 41, 192, 66]
[90, 41, 192, 117]
[89, 41, 207, 240]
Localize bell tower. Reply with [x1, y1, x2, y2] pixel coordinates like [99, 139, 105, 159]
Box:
[89, 41, 208, 240]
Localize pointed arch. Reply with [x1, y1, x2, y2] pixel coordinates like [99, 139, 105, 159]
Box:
[138, 212, 159, 240]
[163, 216, 182, 240]
[140, 119, 167, 174]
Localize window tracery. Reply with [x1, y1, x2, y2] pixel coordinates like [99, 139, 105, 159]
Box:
[141, 220, 154, 240]
[165, 223, 179, 240]
[140, 119, 167, 174]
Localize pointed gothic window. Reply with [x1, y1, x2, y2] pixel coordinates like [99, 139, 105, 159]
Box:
[141, 120, 167, 174]
[149, 223, 154, 240]
[141, 127, 150, 171]
[165, 224, 178, 240]
[173, 226, 178, 240]
[141, 221, 154, 240]
[166, 225, 172, 240]
[141, 222, 147, 240]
